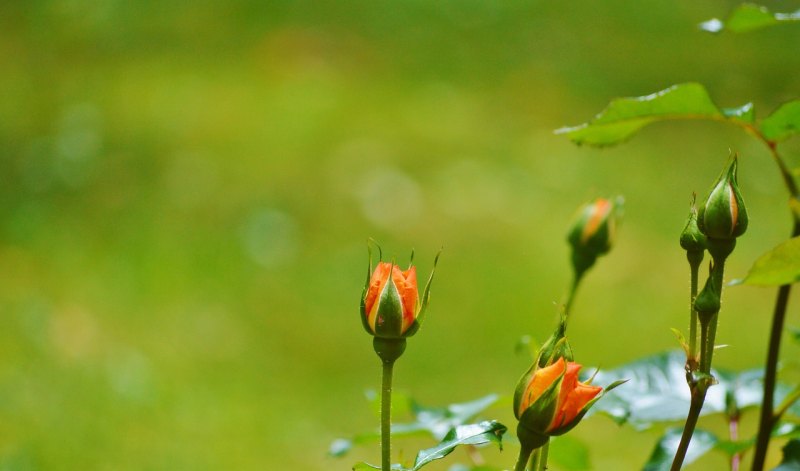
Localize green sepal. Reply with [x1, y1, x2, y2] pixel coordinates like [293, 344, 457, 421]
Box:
[513, 363, 537, 420]
[536, 317, 573, 368]
[404, 250, 441, 338]
[373, 268, 405, 338]
[518, 370, 564, 434]
[360, 242, 380, 336]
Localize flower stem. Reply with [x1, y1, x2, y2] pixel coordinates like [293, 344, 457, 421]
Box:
[381, 359, 395, 471]
[564, 274, 582, 319]
[514, 443, 535, 471]
[688, 257, 700, 362]
[750, 139, 800, 471]
[673, 251, 728, 470]
[671, 387, 708, 471]
[535, 440, 550, 471]
[751, 273, 795, 471]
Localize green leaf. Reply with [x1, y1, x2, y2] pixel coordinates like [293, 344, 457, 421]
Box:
[773, 439, 800, 471]
[736, 236, 800, 286]
[410, 421, 507, 471]
[589, 351, 726, 428]
[761, 101, 800, 142]
[352, 462, 404, 470]
[700, 4, 800, 34]
[550, 435, 591, 471]
[589, 351, 769, 429]
[333, 394, 500, 458]
[556, 83, 750, 147]
[643, 428, 718, 471]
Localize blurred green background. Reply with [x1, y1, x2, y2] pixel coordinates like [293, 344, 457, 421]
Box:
[2, 0, 800, 469]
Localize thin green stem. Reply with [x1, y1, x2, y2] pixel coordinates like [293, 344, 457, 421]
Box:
[670, 388, 708, 471]
[381, 359, 395, 471]
[514, 444, 535, 471]
[704, 312, 719, 372]
[699, 320, 711, 376]
[674, 254, 726, 471]
[564, 274, 582, 319]
[688, 260, 700, 361]
[774, 386, 800, 421]
[536, 440, 550, 471]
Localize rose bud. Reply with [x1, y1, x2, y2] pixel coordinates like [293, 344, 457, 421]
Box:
[360, 251, 438, 341]
[514, 358, 602, 440]
[567, 196, 623, 278]
[697, 156, 748, 241]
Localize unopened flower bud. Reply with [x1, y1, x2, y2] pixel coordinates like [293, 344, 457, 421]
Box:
[567, 197, 623, 278]
[360, 249, 438, 342]
[697, 157, 748, 240]
[513, 358, 603, 449]
[680, 203, 707, 253]
[694, 275, 721, 323]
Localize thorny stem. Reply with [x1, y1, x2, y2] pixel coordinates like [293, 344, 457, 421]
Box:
[671, 388, 708, 471]
[381, 360, 395, 471]
[673, 254, 727, 470]
[751, 138, 800, 471]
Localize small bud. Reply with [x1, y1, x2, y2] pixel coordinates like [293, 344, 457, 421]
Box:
[567, 197, 623, 277]
[694, 275, 721, 323]
[680, 201, 707, 253]
[697, 156, 748, 240]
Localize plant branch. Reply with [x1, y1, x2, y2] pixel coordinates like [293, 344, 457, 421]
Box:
[381, 359, 395, 471]
[751, 138, 800, 471]
[671, 388, 709, 471]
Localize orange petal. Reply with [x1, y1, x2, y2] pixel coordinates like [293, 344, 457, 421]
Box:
[364, 262, 393, 330]
[581, 199, 611, 243]
[549, 380, 602, 431]
[519, 357, 566, 415]
[398, 266, 419, 332]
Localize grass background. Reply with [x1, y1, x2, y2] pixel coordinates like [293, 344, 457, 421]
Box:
[1, 0, 800, 469]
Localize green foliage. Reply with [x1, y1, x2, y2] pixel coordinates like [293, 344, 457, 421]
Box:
[558, 83, 800, 148]
[736, 237, 800, 286]
[642, 427, 717, 471]
[761, 101, 800, 142]
[331, 394, 500, 457]
[700, 3, 800, 33]
[588, 351, 770, 428]
[352, 421, 507, 471]
[555, 83, 735, 147]
[773, 439, 800, 471]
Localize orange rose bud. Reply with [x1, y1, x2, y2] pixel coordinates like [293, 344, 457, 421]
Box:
[513, 357, 615, 449]
[363, 262, 419, 337]
[567, 196, 623, 278]
[360, 249, 438, 340]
